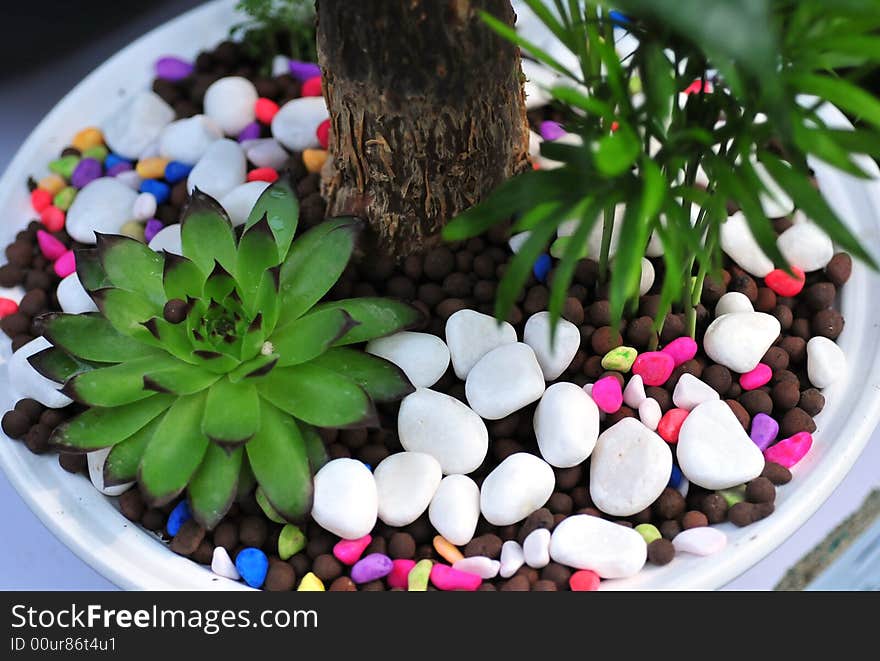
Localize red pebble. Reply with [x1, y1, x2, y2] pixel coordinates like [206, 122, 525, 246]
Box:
[31, 188, 53, 213]
[0, 297, 19, 318]
[569, 569, 600, 591]
[657, 408, 689, 443]
[317, 119, 330, 149]
[40, 205, 65, 232]
[301, 76, 322, 97]
[254, 97, 280, 124]
[765, 267, 806, 297]
[684, 79, 713, 95]
[247, 167, 279, 183]
[386, 559, 416, 589]
[631, 351, 675, 386]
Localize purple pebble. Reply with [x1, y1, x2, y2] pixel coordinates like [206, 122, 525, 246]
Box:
[237, 121, 261, 142]
[750, 413, 779, 450]
[155, 56, 194, 81]
[70, 158, 103, 188]
[289, 60, 321, 81]
[144, 219, 164, 243]
[106, 161, 133, 177]
[350, 553, 393, 584]
[540, 120, 566, 141]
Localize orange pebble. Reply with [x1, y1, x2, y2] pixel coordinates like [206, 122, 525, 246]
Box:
[432, 535, 464, 564]
[247, 167, 279, 183]
[302, 148, 327, 174]
[71, 126, 104, 152]
[40, 206, 66, 232]
[38, 174, 66, 195]
[136, 157, 170, 180]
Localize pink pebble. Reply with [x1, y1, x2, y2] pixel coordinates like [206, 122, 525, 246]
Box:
[661, 337, 698, 366]
[54, 250, 76, 278]
[387, 559, 416, 589]
[591, 375, 623, 414]
[764, 431, 812, 468]
[740, 363, 772, 390]
[332, 534, 371, 565]
[631, 351, 675, 386]
[429, 564, 481, 591]
[37, 229, 67, 260]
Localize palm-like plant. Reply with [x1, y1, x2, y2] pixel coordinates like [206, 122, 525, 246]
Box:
[30, 180, 418, 528]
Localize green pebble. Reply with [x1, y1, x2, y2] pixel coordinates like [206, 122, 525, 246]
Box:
[119, 221, 145, 242]
[256, 487, 286, 524]
[278, 524, 306, 560]
[635, 523, 661, 545]
[49, 155, 80, 180]
[601, 346, 638, 372]
[408, 559, 432, 591]
[53, 187, 77, 211]
[82, 145, 109, 162]
[719, 486, 746, 507]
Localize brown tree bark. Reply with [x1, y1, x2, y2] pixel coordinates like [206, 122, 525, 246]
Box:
[316, 0, 530, 258]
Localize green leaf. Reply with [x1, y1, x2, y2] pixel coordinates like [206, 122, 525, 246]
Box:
[74, 248, 111, 292]
[236, 215, 281, 307]
[202, 378, 261, 446]
[187, 445, 243, 529]
[138, 392, 210, 505]
[162, 252, 205, 300]
[792, 122, 870, 179]
[246, 401, 312, 520]
[51, 394, 174, 451]
[203, 261, 236, 302]
[641, 42, 675, 128]
[594, 124, 641, 177]
[277, 218, 360, 326]
[271, 308, 357, 367]
[92, 288, 160, 339]
[190, 349, 241, 375]
[314, 298, 422, 346]
[96, 233, 166, 306]
[228, 352, 277, 382]
[258, 363, 378, 428]
[246, 178, 299, 260]
[180, 190, 237, 277]
[103, 416, 162, 486]
[788, 72, 880, 131]
[300, 421, 329, 471]
[549, 85, 614, 121]
[308, 347, 415, 403]
[142, 361, 220, 395]
[521, 0, 578, 53]
[140, 316, 197, 363]
[63, 354, 180, 406]
[41, 312, 158, 363]
[27, 347, 95, 383]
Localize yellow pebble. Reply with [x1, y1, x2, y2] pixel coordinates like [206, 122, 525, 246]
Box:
[119, 221, 145, 242]
[297, 572, 325, 591]
[136, 157, 170, 180]
[71, 126, 104, 152]
[432, 535, 464, 564]
[302, 148, 328, 174]
[38, 174, 66, 195]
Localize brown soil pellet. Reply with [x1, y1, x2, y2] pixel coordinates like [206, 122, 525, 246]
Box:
[588, 301, 611, 327]
[329, 576, 357, 591]
[192, 541, 214, 565]
[654, 488, 686, 520]
[119, 490, 145, 522]
[547, 492, 573, 515]
[804, 283, 835, 311]
[725, 399, 751, 430]
[0, 264, 24, 287]
[540, 562, 571, 590]
[171, 520, 206, 556]
[417, 282, 445, 306]
[1, 409, 30, 439]
[561, 297, 585, 325]
[365, 535, 387, 557]
[39, 408, 66, 428]
[659, 313, 685, 344]
[532, 579, 558, 591]
[464, 534, 503, 559]
[701, 275, 726, 306]
[58, 452, 86, 474]
[771, 380, 800, 411]
[1, 312, 30, 337]
[554, 465, 582, 491]
[18, 289, 47, 316]
[361, 580, 386, 591]
[762, 346, 789, 373]
[728, 502, 755, 527]
[799, 388, 825, 416]
[423, 247, 455, 281]
[728, 272, 758, 303]
[239, 516, 268, 548]
[647, 538, 675, 565]
[780, 407, 816, 438]
[746, 477, 776, 503]
[755, 287, 777, 313]
[591, 326, 622, 354]
[700, 494, 729, 524]
[264, 561, 297, 592]
[517, 508, 554, 544]
[570, 486, 590, 510]
[681, 510, 708, 529]
[702, 364, 732, 395]
[790, 318, 810, 339]
[659, 520, 681, 540]
[306, 532, 335, 559]
[772, 368, 800, 385]
[772, 304, 794, 330]
[825, 252, 852, 286]
[388, 532, 416, 559]
[647, 386, 672, 412]
[740, 390, 773, 417]
[312, 554, 343, 582]
[500, 575, 531, 591]
[141, 509, 164, 532]
[24, 423, 51, 454]
[625, 316, 654, 349]
[11, 334, 33, 352]
[752, 501, 775, 521]
[213, 521, 239, 552]
[812, 309, 844, 339]
[762, 461, 792, 485]
[288, 553, 310, 578]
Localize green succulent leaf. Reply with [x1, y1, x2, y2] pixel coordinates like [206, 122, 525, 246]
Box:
[314, 298, 422, 346]
[248, 267, 281, 332]
[202, 261, 236, 302]
[595, 124, 641, 178]
[103, 416, 162, 486]
[92, 288, 160, 340]
[63, 354, 181, 407]
[138, 392, 210, 505]
[27, 347, 95, 383]
[51, 394, 174, 451]
[41, 312, 159, 363]
[187, 444, 243, 529]
[74, 248, 111, 292]
[191, 350, 241, 375]
[142, 361, 220, 395]
[202, 377, 261, 446]
[180, 190, 237, 277]
[277, 218, 361, 326]
[140, 316, 197, 363]
[237, 454, 257, 500]
[236, 216, 281, 307]
[229, 350, 277, 381]
[271, 308, 357, 367]
[246, 178, 299, 260]
[162, 252, 205, 301]
[258, 363, 378, 429]
[245, 401, 312, 521]
[96, 233, 166, 306]
[309, 347, 415, 403]
[300, 421, 329, 471]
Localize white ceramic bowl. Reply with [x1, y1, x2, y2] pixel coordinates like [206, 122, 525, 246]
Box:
[1, 0, 880, 590]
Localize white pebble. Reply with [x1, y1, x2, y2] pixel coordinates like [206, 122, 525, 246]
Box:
[148, 224, 182, 255]
[203, 76, 258, 136]
[114, 170, 142, 191]
[159, 115, 223, 165]
[244, 138, 289, 170]
[677, 476, 690, 498]
[639, 257, 655, 296]
[523, 528, 552, 569]
[715, 291, 754, 317]
[271, 97, 329, 151]
[778, 218, 834, 272]
[103, 91, 175, 160]
[8, 337, 73, 409]
[480, 453, 555, 526]
[807, 336, 846, 389]
[65, 178, 138, 244]
[623, 374, 647, 408]
[88, 447, 134, 496]
[428, 474, 481, 546]
[703, 312, 781, 374]
[366, 331, 450, 388]
[508, 231, 531, 254]
[720, 211, 774, 277]
[311, 458, 377, 540]
[533, 382, 600, 468]
[466, 343, 546, 420]
[755, 160, 794, 218]
[219, 180, 271, 227]
[523, 312, 581, 380]
[637, 397, 662, 431]
[499, 540, 525, 578]
[187, 139, 247, 200]
[672, 527, 727, 556]
[56, 273, 97, 314]
[549, 515, 647, 578]
[272, 55, 290, 77]
[374, 452, 442, 527]
[132, 192, 157, 221]
[211, 546, 240, 580]
[673, 373, 720, 411]
[445, 309, 516, 379]
[453, 556, 500, 579]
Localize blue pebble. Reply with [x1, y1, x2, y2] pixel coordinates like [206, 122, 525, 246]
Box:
[140, 179, 171, 205]
[103, 153, 131, 171]
[362, 463, 372, 472]
[668, 464, 683, 489]
[164, 161, 193, 184]
[533, 253, 552, 282]
[608, 10, 631, 25]
[235, 547, 269, 588]
[166, 501, 191, 536]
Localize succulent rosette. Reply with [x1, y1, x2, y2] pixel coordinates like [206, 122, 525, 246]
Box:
[29, 180, 418, 528]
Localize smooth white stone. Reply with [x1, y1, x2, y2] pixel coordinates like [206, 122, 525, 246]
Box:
[374, 452, 442, 527]
[114, 170, 142, 191]
[549, 515, 647, 578]
[187, 139, 247, 200]
[755, 160, 794, 218]
[148, 224, 183, 255]
[366, 331, 450, 388]
[311, 458, 377, 540]
[533, 382, 600, 468]
[807, 336, 846, 389]
[720, 211, 774, 277]
[677, 476, 690, 498]
[637, 397, 662, 431]
[703, 312, 781, 374]
[508, 231, 531, 254]
[673, 373, 720, 411]
[211, 546, 240, 580]
[589, 418, 672, 517]
[499, 540, 525, 578]
[57, 273, 97, 314]
[646, 230, 664, 257]
[672, 527, 728, 556]
[480, 453, 555, 526]
[677, 399, 765, 489]
[103, 91, 175, 160]
[65, 178, 138, 244]
[271, 55, 290, 77]
[428, 474, 481, 546]
[466, 343, 546, 419]
[453, 556, 500, 579]
[203, 76, 258, 135]
[159, 115, 223, 165]
[523, 528, 552, 569]
[715, 291, 754, 317]
[244, 138, 289, 170]
[778, 219, 834, 272]
[398, 388, 488, 475]
[8, 337, 73, 409]
[219, 180, 271, 227]
[523, 312, 581, 381]
[445, 309, 517, 379]
[639, 257, 655, 296]
[271, 96, 329, 151]
[87, 447, 134, 497]
[623, 374, 647, 408]
[138, 141, 160, 160]
[132, 192, 157, 221]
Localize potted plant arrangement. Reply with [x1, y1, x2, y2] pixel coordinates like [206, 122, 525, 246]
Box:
[1, 0, 879, 591]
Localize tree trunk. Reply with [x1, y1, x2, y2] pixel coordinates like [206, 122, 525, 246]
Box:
[316, 0, 530, 258]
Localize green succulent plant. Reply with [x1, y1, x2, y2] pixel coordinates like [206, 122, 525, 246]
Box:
[29, 180, 418, 529]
